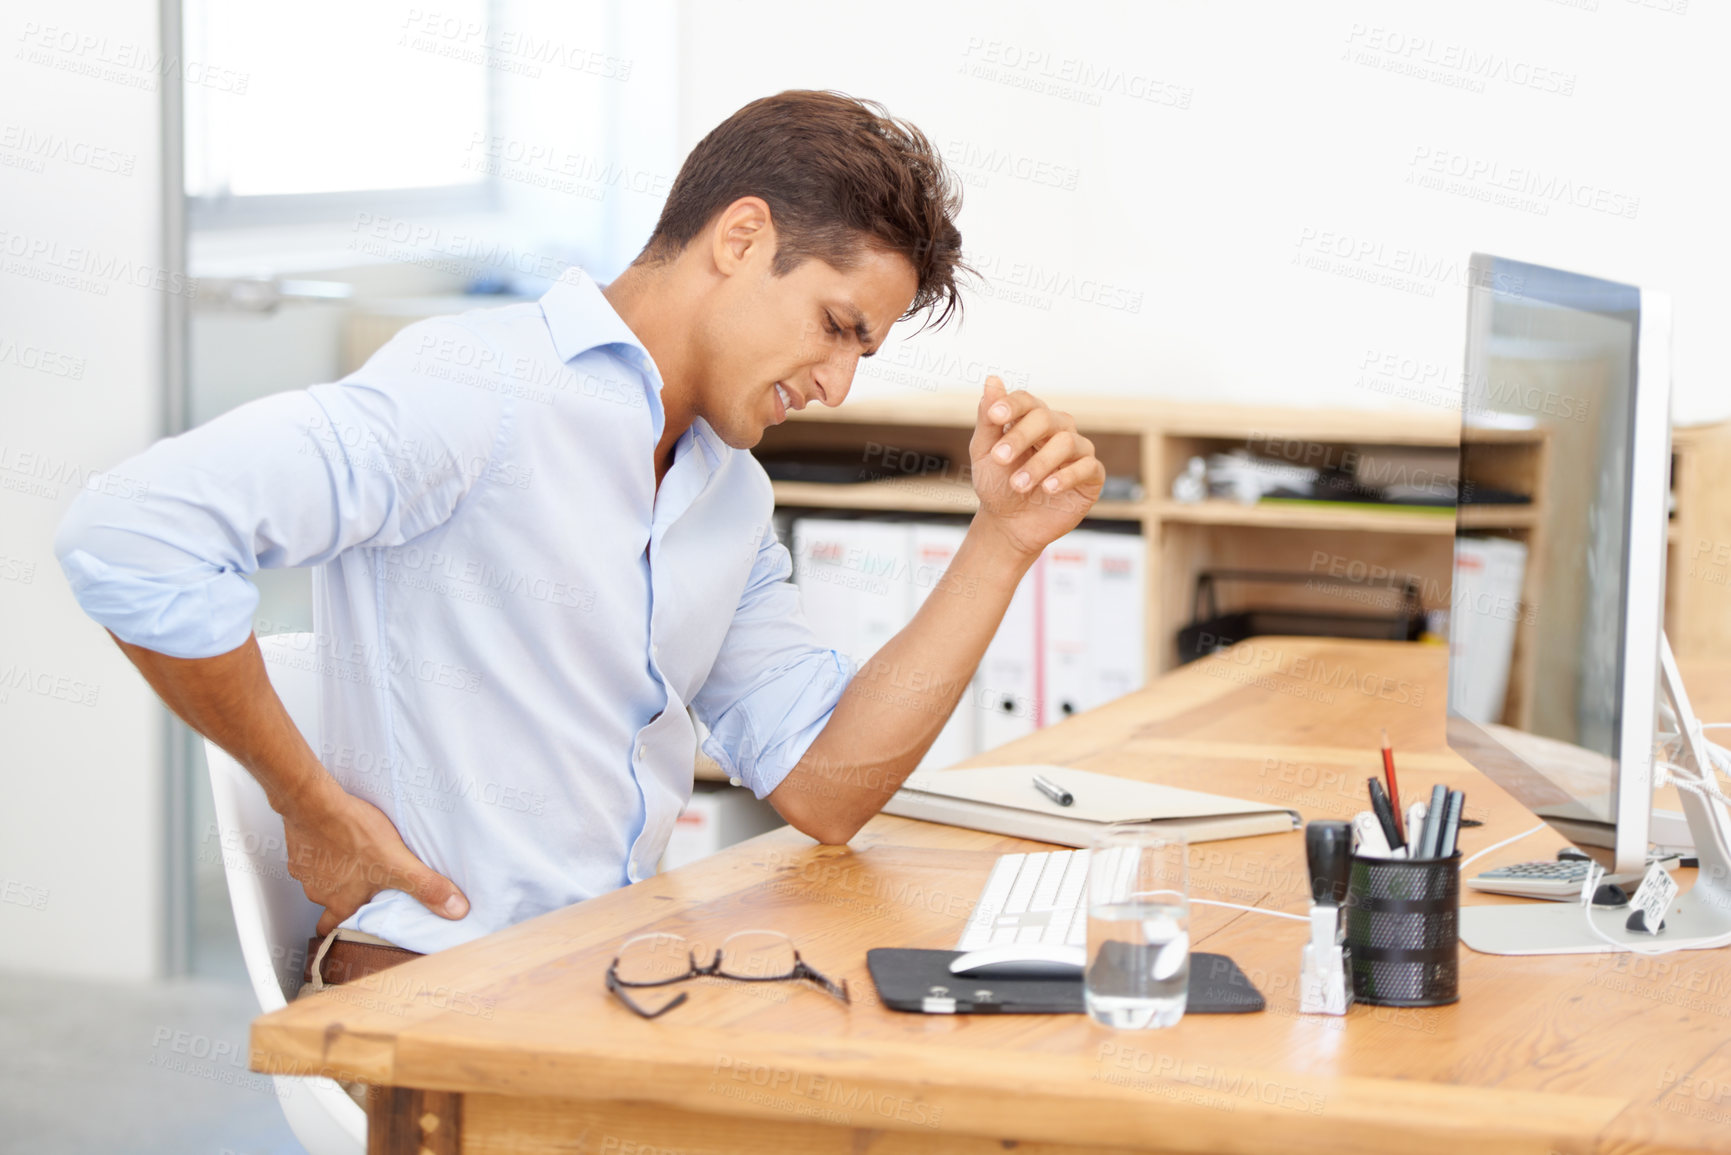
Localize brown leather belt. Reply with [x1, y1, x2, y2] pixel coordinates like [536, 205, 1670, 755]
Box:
[303, 935, 423, 987]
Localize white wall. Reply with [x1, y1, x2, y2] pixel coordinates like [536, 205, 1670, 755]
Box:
[675, 0, 1730, 425]
[490, 0, 682, 278]
[0, 0, 171, 980]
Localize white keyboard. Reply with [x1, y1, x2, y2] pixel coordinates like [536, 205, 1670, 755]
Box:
[956, 849, 1091, 950]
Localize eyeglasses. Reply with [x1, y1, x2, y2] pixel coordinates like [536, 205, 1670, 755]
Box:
[604, 930, 850, 1019]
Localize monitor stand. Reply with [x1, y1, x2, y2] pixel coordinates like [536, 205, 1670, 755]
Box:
[1460, 635, 1731, 955]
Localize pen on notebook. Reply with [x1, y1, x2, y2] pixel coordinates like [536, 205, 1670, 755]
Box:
[1380, 728, 1404, 843]
[1032, 773, 1074, 807]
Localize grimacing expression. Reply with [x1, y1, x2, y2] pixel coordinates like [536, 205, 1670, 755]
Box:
[698, 245, 918, 448]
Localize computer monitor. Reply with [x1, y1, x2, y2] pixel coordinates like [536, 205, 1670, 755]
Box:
[1447, 254, 1731, 955]
[1446, 255, 1666, 875]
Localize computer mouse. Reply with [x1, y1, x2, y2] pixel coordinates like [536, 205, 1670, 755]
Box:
[1591, 883, 1629, 908]
[948, 943, 1086, 978]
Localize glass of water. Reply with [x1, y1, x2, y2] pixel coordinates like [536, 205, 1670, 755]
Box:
[1084, 825, 1190, 1029]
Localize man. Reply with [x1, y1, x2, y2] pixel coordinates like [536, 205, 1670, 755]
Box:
[55, 90, 1104, 976]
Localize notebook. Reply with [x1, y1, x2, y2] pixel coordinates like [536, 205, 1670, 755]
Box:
[881, 763, 1298, 847]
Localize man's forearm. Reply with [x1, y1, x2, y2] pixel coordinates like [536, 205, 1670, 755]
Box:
[114, 630, 471, 929]
[770, 515, 1036, 843]
[113, 631, 341, 818]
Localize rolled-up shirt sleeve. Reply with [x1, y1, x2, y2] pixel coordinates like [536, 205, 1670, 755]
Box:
[53, 318, 510, 659]
[691, 530, 853, 799]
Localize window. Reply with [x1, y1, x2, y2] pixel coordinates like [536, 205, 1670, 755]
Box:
[184, 0, 495, 225]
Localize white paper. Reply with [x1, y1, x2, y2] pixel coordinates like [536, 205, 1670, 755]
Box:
[1630, 861, 1678, 934]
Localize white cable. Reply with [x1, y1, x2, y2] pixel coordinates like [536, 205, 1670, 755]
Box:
[1190, 898, 1309, 923]
[1659, 761, 1730, 806]
[1569, 719, 1731, 956]
[1573, 861, 1731, 957]
[1458, 822, 1547, 872]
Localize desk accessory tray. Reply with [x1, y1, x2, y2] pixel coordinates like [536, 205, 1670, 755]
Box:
[867, 949, 1266, 1015]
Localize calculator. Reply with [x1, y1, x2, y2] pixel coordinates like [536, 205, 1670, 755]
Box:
[1466, 857, 1671, 901]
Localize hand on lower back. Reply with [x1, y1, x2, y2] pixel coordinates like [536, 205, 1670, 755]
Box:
[284, 786, 470, 938]
[103, 632, 473, 938]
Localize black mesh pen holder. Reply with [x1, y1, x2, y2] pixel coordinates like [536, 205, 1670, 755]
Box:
[1343, 853, 1460, 1007]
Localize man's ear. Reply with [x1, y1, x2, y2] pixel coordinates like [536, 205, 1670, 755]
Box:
[710, 196, 775, 276]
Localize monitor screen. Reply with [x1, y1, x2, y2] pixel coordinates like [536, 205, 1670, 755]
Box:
[1448, 255, 1649, 845]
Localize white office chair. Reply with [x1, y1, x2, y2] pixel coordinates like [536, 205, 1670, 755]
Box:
[203, 632, 365, 1155]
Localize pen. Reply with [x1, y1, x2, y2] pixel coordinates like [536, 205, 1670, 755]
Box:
[1380, 728, 1404, 843]
[1032, 773, 1074, 807]
[1439, 790, 1465, 857]
[1417, 784, 1448, 858]
[1367, 777, 1405, 854]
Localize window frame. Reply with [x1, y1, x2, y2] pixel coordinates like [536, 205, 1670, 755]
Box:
[184, 0, 501, 232]
[188, 183, 500, 231]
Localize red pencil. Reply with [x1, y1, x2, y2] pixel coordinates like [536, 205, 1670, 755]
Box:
[1380, 728, 1405, 842]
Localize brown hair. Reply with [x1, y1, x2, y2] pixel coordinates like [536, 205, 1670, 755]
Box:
[640, 90, 968, 328]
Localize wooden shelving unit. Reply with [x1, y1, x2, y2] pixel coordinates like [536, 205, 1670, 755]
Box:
[758, 396, 1731, 730]
[772, 474, 1149, 519]
[1154, 499, 1459, 535]
[1668, 422, 1731, 660]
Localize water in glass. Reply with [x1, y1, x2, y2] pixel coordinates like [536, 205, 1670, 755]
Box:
[1084, 828, 1190, 1029]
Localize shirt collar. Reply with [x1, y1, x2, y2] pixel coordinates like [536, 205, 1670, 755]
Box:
[540, 265, 728, 465]
[540, 265, 654, 365]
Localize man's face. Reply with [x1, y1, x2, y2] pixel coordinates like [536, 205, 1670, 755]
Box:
[694, 239, 918, 448]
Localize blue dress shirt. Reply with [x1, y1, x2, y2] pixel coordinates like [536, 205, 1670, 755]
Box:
[55, 266, 852, 953]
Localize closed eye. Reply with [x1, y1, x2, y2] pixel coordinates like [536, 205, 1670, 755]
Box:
[823, 311, 878, 357]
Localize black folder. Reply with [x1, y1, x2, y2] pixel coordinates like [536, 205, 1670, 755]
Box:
[866, 948, 1266, 1015]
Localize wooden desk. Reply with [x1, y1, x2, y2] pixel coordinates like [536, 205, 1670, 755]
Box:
[251, 639, 1731, 1155]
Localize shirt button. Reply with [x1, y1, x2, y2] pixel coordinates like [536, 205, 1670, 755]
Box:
[637, 744, 648, 761]
[651, 643, 660, 658]
[729, 776, 743, 788]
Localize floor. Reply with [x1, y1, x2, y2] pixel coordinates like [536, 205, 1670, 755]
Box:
[0, 970, 310, 1155]
[0, 870, 307, 1155]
